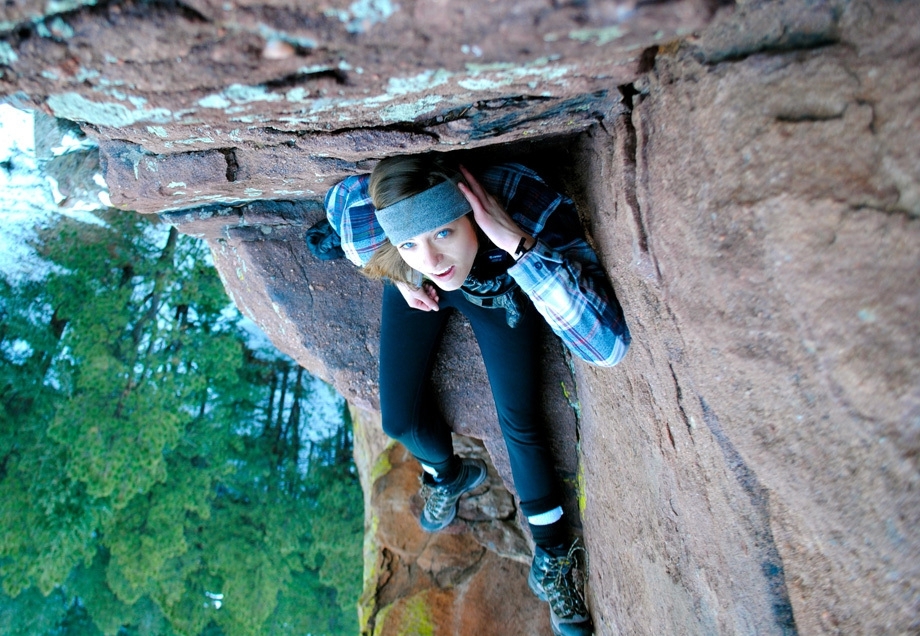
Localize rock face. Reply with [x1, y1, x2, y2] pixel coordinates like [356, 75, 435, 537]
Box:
[3, 0, 919, 634]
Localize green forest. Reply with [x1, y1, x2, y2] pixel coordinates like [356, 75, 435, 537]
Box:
[0, 209, 363, 635]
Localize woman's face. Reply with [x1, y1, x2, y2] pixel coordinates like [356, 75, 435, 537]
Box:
[396, 215, 478, 291]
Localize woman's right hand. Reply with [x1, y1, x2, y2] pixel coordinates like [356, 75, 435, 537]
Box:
[396, 280, 440, 311]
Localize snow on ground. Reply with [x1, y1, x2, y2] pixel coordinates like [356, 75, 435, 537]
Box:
[0, 103, 108, 283]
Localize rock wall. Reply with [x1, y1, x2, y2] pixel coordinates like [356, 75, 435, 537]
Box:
[581, 6, 920, 631]
[3, 0, 919, 634]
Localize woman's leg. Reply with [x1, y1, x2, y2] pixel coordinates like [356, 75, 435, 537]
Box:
[459, 297, 563, 521]
[461, 297, 592, 634]
[378, 283, 457, 475]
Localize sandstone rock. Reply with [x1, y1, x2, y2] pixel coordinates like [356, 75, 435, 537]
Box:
[416, 536, 486, 588]
[371, 555, 551, 636]
[360, 427, 548, 634]
[564, 2, 920, 633]
[3, 0, 919, 634]
[1, 0, 716, 213]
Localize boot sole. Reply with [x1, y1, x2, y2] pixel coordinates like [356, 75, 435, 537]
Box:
[528, 567, 549, 601]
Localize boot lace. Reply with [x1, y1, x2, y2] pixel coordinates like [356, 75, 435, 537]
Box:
[539, 540, 589, 619]
[419, 478, 456, 522]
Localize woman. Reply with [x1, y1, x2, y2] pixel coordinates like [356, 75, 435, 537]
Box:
[323, 155, 630, 636]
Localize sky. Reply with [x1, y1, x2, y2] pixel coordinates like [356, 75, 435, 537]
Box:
[0, 103, 111, 282]
[0, 103, 48, 282]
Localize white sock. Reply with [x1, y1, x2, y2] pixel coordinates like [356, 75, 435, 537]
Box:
[527, 506, 563, 526]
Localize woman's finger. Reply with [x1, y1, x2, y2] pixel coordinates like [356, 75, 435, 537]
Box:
[459, 182, 495, 233]
[423, 283, 440, 305]
[397, 281, 437, 311]
[416, 286, 439, 311]
[460, 166, 500, 212]
[458, 165, 484, 199]
[457, 181, 486, 217]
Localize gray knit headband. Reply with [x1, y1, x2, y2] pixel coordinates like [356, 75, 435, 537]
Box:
[375, 179, 472, 246]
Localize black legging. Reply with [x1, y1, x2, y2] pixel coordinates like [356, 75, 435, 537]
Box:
[378, 283, 562, 517]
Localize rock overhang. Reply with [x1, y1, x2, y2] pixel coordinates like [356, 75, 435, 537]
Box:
[1, 0, 719, 213]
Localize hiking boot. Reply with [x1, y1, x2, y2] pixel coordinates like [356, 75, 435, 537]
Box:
[528, 540, 593, 636]
[418, 458, 487, 532]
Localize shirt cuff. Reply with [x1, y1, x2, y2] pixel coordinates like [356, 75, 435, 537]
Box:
[508, 239, 564, 292]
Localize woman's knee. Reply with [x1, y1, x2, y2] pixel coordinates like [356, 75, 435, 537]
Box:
[380, 412, 413, 441]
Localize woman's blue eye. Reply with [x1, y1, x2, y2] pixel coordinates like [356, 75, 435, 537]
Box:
[435, 229, 451, 239]
[399, 241, 415, 250]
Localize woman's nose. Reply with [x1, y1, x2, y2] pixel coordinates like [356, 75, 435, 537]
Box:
[419, 243, 441, 269]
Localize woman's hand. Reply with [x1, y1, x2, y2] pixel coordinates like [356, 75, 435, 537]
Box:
[396, 280, 440, 311]
[458, 165, 534, 258]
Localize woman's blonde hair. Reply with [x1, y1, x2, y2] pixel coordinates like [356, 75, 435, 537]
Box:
[363, 154, 459, 286]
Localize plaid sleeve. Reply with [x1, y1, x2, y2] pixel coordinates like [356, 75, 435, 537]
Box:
[493, 167, 630, 367]
[324, 174, 387, 267]
[477, 163, 564, 236]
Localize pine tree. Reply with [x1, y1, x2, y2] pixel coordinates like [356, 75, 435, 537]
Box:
[1, 208, 362, 635]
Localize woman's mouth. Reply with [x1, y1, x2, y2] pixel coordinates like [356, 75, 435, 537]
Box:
[431, 266, 454, 281]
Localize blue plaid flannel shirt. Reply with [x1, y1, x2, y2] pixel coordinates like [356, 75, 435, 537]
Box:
[324, 163, 630, 367]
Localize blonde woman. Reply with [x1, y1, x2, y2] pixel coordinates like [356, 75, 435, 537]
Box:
[323, 155, 629, 636]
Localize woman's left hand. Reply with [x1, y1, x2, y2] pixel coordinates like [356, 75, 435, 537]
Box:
[458, 165, 534, 258]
